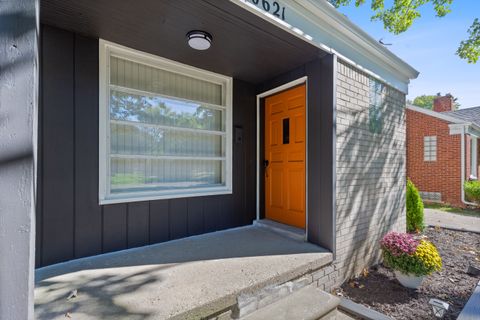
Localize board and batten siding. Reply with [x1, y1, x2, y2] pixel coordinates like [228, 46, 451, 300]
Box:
[36, 25, 256, 267]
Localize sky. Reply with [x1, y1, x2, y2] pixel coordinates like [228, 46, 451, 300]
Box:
[336, 1, 480, 109]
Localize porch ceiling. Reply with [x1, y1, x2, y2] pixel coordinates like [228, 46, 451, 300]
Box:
[41, 0, 326, 84]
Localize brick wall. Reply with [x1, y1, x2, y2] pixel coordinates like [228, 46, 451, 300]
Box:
[406, 109, 465, 207]
[314, 60, 407, 290]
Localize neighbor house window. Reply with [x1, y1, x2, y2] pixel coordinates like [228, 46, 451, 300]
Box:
[368, 77, 384, 134]
[424, 136, 437, 161]
[99, 40, 232, 204]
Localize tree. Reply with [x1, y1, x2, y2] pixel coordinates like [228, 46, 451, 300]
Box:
[329, 0, 480, 64]
[411, 93, 460, 110]
[457, 18, 480, 64]
[411, 95, 435, 110]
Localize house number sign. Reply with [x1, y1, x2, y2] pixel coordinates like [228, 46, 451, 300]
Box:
[249, 0, 286, 20]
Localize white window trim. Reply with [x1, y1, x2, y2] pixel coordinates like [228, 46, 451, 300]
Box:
[98, 39, 233, 205]
[471, 137, 477, 178]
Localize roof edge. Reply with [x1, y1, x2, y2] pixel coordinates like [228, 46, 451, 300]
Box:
[230, 0, 418, 93]
[300, 0, 419, 80]
[406, 104, 466, 124]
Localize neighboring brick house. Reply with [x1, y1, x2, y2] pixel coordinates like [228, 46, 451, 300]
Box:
[407, 96, 480, 207]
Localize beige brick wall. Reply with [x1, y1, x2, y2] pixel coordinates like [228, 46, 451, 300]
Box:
[327, 60, 407, 288]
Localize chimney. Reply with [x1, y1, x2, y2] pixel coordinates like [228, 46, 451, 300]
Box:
[433, 95, 454, 112]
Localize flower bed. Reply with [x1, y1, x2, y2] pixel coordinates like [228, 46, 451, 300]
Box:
[338, 227, 480, 319]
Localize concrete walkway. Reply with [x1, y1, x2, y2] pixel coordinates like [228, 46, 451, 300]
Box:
[424, 208, 480, 233]
[35, 226, 332, 320]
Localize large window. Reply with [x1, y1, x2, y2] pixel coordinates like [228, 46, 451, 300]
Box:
[99, 40, 232, 204]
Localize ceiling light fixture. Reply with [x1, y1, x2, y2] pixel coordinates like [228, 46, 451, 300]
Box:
[186, 30, 212, 50]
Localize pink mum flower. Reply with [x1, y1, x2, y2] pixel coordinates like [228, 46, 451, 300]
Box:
[380, 232, 418, 256]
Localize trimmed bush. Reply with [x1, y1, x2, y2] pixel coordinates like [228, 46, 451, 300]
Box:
[406, 179, 424, 233]
[464, 180, 480, 203]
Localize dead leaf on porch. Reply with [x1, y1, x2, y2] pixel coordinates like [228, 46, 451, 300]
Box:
[332, 288, 343, 296]
[362, 268, 369, 277]
[66, 289, 77, 300]
[359, 284, 365, 289]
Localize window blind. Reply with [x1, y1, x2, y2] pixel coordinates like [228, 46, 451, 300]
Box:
[107, 55, 227, 196]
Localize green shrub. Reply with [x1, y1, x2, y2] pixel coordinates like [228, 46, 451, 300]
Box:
[464, 180, 480, 203]
[406, 179, 424, 233]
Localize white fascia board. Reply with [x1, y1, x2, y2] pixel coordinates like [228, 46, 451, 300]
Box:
[297, 1, 418, 79]
[448, 123, 480, 137]
[449, 123, 465, 135]
[407, 104, 466, 124]
[230, 0, 419, 94]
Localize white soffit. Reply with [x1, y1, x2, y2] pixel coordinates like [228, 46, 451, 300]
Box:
[230, 0, 419, 94]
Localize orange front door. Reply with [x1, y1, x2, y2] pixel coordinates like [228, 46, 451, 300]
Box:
[265, 84, 306, 229]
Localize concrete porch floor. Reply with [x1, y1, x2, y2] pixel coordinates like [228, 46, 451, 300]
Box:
[35, 225, 333, 319]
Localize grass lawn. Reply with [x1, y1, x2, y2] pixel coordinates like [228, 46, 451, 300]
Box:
[424, 202, 480, 217]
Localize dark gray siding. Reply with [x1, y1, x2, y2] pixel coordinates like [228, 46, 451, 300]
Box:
[306, 56, 336, 254]
[37, 25, 257, 267]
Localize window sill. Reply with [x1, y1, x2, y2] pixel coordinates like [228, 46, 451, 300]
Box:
[99, 188, 233, 205]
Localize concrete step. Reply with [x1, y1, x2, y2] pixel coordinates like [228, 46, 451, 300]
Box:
[240, 285, 346, 320]
[253, 219, 306, 242]
[338, 298, 392, 320]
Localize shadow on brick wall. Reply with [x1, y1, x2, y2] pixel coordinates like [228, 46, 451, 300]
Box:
[335, 77, 406, 283]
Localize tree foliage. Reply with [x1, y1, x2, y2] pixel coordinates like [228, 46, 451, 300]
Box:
[411, 93, 460, 110]
[329, 0, 479, 64]
[457, 18, 480, 64]
[411, 95, 435, 109]
[110, 92, 220, 131]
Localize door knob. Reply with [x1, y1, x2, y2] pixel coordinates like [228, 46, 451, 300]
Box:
[264, 160, 269, 168]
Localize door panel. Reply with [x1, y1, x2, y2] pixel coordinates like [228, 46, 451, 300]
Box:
[270, 166, 284, 208]
[287, 165, 305, 212]
[264, 84, 306, 229]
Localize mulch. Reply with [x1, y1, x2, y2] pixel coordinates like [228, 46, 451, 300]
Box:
[337, 227, 480, 319]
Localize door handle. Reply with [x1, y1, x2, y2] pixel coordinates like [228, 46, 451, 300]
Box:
[264, 160, 269, 168]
